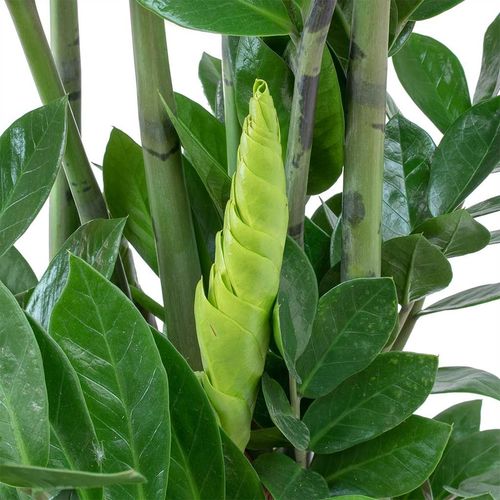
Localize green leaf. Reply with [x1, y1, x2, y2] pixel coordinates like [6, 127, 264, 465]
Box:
[429, 97, 500, 216]
[49, 256, 170, 500]
[393, 34, 471, 133]
[432, 366, 500, 402]
[304, 352, 438, 453]
[313, 416, 451, 497]
[222, 432, 265, 500]
[467, 196, 500, 217]
[311, 193, 342, 235]
[273, 237, 318, 381]
[383, 114, 434, 239]
[0, 98, 67, 256]
[103, 128, 157, 273]
[382, 234, 452, 304]
[304, 218, 331, 280]
[490, 230, 500, 244]
[327, 4, 351, 71]
[248, 427, 290, 450]
[164, 93, 230, 211]
[307, 48, 345, 194]
[434, 400, 482, 446]
[137, 0, 293, 36]
[198, 52, 224, 120]
[474, 14, 500, 104]
[0, 246, 37, 295]
[431, 430, 500, 500]
[254, 453, 329, 500]
[410, 0, 465, 20]
[26, 218, 125, 329]
[0, 464, 143, 490]
[152, 330, 224, 500]
[297, 278, 398, 398]
[0, 282, 49, 466]
[28, 317, 102, 500]
[445, 470, 500, 499]
[415, 210, 490, 257]
[389, 19, 415, 57]
[262, 374, 310, 451]
[420, 283, 500, 315]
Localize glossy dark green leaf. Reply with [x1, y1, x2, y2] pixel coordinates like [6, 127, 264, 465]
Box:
[273, 237, 318, 381]
[307, 48, 345, 194]
[468, 196, 500, 217]
[327, 4, 351, 71]
[262, 374, 310, 451]
[304, 218, 331, 280]
[329, 218, 342, 267]
[304, 352, 438, 454]
[432, 367, 500, 402]
[420, 283, 500, 315]
[434, 400, 482, 446]
[311, 193, 342, 235]
[389, 19, 415, 57]
[313, 416, 451, 497]
[393, 34, 471, 133]
[28, 317, 102, 500]
[164, 93, 230, 211]
[222, 432, 264, 500]
[152, 330, 224, 500]
[383, 114, 434, 239]
[445, 470, 500, 499]
[474, 14, 500, 104]
[297, 278, 398, 398]
[0, 282, 49, 466]
[382, 234, 452, 304]
[431, 430, 500, 500]
[0, 465, 143, 490]
[254, 453, 329, 500]
[388, 1, 422, 54]
[49, 256, 170, 500]
[0, 246, 37, 295]
[26, 218, 125, 329]
[429, 97, 500, 216]
[410, 0, 464, 20]
[0, 98, 67, 256]
[247, 427, 289, 450]
[103, 128, 157, 273]
[416, 210, 490, 257]
[198, 52, 224, 120]
[137, 0, 293, 36]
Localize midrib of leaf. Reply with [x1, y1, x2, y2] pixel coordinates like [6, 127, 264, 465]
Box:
[81, 279, 146, 500]
[234, 0, 292, 32]
[0, 106, 61, 218]
[402, 238, 420, 303]
[441, 213, 463, 255]
[300, 287, 387, 394]
[170, 431, 200, 500]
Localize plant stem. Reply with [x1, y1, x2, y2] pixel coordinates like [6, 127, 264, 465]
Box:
[5, 0, 107, 223]
[222, 36, 241, 177]
[391, 299, 424, 351]
[130, 285, 165, 320]
[341, 0, 391, 280]
[49, 0, 81, 257]
[285, 0, 336, 246]
[129, 1, 202, 370]
[289, 375, 307, 468]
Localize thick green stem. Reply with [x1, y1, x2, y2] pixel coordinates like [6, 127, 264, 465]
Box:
[129, 1, 202, 370]
[49, 0, 81, 257]
[341, 0, 391, 280]
[222, 36, 241, 177]
[5, 0, 107, 223]
[391, 299, 424, 351]
[285, 0, 336, 246]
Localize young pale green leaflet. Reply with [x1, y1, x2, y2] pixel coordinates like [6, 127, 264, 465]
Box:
[195, 79, 288, 450]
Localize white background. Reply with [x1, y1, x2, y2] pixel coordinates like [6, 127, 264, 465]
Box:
[0, 1, 499, 427]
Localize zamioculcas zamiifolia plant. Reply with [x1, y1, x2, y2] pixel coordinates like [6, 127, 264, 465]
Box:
[0, 0, 499, 499]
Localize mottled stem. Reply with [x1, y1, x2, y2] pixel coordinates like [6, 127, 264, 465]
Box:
[129, 1, 202, 370]
[285, 0, 336, 246]
[222, 36, 241, 177]
[49, 0, 81, 257]
[5, 0, 107, 223]
[341, 0, 391, 280]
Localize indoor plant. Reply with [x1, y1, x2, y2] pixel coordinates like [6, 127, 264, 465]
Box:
[0, 0, 499, 498]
